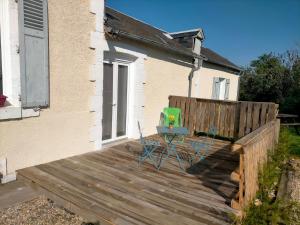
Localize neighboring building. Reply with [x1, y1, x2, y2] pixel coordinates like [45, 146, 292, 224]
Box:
[0, 2, 241, 182]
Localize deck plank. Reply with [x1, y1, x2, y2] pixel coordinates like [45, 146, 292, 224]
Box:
[18, 137, 238, 225]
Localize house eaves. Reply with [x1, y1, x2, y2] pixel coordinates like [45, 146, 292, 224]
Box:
[104, 6, 204, 60]
[105, 26, 204, 60]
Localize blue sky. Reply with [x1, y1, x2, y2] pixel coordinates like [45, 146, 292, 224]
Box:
[106, 0, 300, 67]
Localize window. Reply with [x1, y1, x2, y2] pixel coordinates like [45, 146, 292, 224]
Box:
[212, 77, 230, 100]
[0, 0, 42, 120]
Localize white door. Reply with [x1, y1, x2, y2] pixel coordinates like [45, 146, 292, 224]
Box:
[102, 62, 129, 142]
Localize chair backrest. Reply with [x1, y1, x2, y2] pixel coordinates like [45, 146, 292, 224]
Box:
[137, 121, 143, 139]
[163, 107, 182, 127]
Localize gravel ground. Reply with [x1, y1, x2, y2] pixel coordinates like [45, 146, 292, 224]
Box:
[0, 196, 84, 225]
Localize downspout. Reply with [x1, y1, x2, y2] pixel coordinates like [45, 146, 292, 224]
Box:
[188, 30, 204, 97]
[188, 55, 202, 97]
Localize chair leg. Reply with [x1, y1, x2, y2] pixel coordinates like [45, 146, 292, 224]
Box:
[157, 147, 169, 170]
[169, 145, 185, 171]
[138, 145, 160, 169]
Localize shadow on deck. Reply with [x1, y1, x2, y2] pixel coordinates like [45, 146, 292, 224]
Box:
[18, 136, 239, 225]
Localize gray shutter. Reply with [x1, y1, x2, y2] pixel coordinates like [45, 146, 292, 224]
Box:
[225, 79, 230, 100]
[19, 0, 49, 108]
[212, 77, 220, 99]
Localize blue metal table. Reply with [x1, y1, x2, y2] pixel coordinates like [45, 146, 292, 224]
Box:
[156, 126, 189, 170]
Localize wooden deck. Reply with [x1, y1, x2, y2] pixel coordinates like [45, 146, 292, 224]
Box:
[18, 136, 239, 225]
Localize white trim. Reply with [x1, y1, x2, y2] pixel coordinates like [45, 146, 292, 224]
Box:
[0, 0, 21, 107]
[0, 106, 40, 120]
[1, 172, 17, 184]
[0, 158, 16, 184]
[0, 106, 21, 120]
[22, 108, 40, 118]
[163, 33, 173, 39]
[90, 0, 104, 32]
[103, 49, 145, 140]
[102, 135, 127, 145]
[101, 61, 131, 143]
[169, 28, 202, 35]
[89, 0, 105, 150]
[104, 40, 148, 60]
[219, 78, 226, 100]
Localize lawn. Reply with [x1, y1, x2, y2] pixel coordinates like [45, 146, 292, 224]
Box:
[287, 128, 300, 157]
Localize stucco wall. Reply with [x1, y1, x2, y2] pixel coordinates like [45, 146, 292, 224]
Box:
[144, 48, 192, 135]
[193, 62, 240, 101]
[0, 0, 96, 173]
[104, 38, 239, 136]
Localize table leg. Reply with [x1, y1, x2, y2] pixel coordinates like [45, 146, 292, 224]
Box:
[169, 144, 185, 171]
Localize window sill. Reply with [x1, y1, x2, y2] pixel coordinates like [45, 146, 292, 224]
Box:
[0, 106, 40, 121]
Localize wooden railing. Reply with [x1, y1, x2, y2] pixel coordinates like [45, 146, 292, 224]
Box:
[169, 96, 278, 139]
[231, 119, 280, 210]
[168, 95, 280, 212]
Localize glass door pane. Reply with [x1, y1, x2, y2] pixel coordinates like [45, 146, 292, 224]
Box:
[117, 65, 128, 137]
[102, 63, 113, 140]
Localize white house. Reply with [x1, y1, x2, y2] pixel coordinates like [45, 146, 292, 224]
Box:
[0, 1, 241, 183]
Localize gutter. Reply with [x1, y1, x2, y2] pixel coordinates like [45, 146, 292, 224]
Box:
[105, 25, 205, 60]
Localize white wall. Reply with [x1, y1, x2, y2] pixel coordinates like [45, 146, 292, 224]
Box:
[0, 0, 105, 178]
[193, 62, 240, 101]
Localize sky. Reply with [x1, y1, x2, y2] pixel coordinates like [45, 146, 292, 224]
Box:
[106, 0, 300, 67]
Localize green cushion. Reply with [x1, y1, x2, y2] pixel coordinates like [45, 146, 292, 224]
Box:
[163, 107, 182, 127]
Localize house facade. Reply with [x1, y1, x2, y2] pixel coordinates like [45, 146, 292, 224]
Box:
[103, 7, 241, 135]
[0, 1, 241, 182]
[0, 0, 105, 182]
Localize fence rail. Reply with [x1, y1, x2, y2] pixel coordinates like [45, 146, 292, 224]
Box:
[168, 95, 280, 212]
[169, 96, 278, 139]
[231, 119, 280, 209]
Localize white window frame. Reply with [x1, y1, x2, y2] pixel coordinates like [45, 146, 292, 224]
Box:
[218, 78, 226, 100]
[102, 59, 132, 144]
[0, 0, 39, 120]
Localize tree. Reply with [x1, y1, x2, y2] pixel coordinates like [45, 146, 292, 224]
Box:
[239, 50, 300, 115]
[281, 58, 300, 115]
[240, 53, 292, 103]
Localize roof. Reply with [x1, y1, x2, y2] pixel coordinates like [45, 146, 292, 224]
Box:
[105, 6, 241, 72]
[201, 47, 241, 71]
[105, 7, 200, 59]
[170, 30, 241, 72]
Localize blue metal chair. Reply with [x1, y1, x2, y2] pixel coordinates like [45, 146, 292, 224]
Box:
[137, 121, 161, 168]
[189, 126, 218, 164]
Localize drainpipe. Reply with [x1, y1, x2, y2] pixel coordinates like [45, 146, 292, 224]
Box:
[236, 70, 244, 101]
[188, 30, 204, 97]
[188, 60, 201, 97]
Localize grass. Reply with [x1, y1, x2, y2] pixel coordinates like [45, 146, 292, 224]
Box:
[233, 128, 300, 225]
[287, 128, 300, 156]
